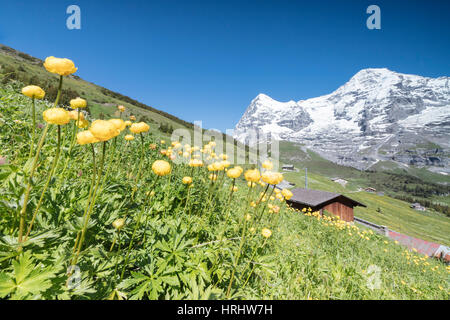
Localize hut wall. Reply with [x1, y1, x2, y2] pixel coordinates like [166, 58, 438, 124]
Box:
[323, 202, 354, 222]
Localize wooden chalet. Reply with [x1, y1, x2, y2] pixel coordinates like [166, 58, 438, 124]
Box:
[286, 188, 366, 222]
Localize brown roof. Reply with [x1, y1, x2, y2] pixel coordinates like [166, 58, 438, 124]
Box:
[287, 188, 366, 208]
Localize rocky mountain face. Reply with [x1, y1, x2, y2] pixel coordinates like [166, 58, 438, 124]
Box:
[234, 68, 450, 172]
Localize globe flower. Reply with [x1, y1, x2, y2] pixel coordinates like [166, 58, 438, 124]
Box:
[130, 115, 136, 121]
[149, 143, 157, 150]
[262, 160, 273, 170]
[124, 120, 132, 126]
[89, 119, 119, 141]
[212, 161, 225, 171]
[189, 159, 203, 167]
[70, 97, 87, 109]
[227, 167, 242, 179]
[44, 56, 77, 76]
[112, 218, 125, 230]
[76, 119, 89, 129]
[43, 108, 70, 125]
[182, 176, 193, 185]
[281, 189, 293, 200]
[21, 85, 45, 99]
[69, 110, 85, 120]
[118, 105, 125, 112]
[261, 171, 283, 185]
[77, 130, 99, 145]
[244, 169, 261, 182]
[130, 122, 150, 134]
[109, 118, 126, 131]
[124, 134, 134, 141]
[261, 228, 272, 238]
[152, 160, 171, 176]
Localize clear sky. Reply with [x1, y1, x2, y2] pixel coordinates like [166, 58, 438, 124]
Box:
[0, 0, 449, 132]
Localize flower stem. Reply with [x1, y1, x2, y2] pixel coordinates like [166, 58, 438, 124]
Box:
[120, 177, 159, 281]
[71, 141, 106, 268]
[28, 97, 36, 159]
[24, 125, 62, 241]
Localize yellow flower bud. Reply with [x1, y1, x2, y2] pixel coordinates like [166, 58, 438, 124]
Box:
[244, 169, 261, 182]
[21, 85, 45, 99]
[227, 167, 242, 179]
[124, 120, 132, 126]
[118, 105, 125, 112]
[108, 118, 126, 131]
[44, 56, 77, 76]
[281, 188, 293, 200]
[262, 160, 273, 170]
[68, 110, 85, 121]
[130, 122, 150, 134]
[112, 218, 125, 230]
[152, 160, 171, 176]
[43, 108, 70, 125]
[89, 120, 118, 141]
[124, 134, 134, 141]
[182, 176, 193, 184]
[70, 97, 87, 109]
[77, 130, 99, 145]
[76, 119, 89, 129]
[261, 228, 272, 238]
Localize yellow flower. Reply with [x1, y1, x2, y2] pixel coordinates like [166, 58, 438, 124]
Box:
[244, 169, 261, 182]
[109, 118, 126, 131]
[230, 186, 238, 192]
[262, 160, 273, 170]
[261, 171, 283, 185]
[211, 161, 225, 171]
[152, 160, 171, 176]
[227, 167, 242, 179]
[281, 189, 293, 200]
[118, 105, 125, 112]
[70, 97, 87, 109]
[68, 110, 85, 121]
[130, 122, 150, 134]
[130, 115, 136, 121]
[209, 173, 218, 181]
[261, 228, 272, 238]
[160, 140, 165, 144]
[245, 214, 251, 221]
[182, 176, 193, 184]
[43, 108, 70, 125]
[76, 119, 89, 128]
[124, 120, 132, 126]
[21, 85, 45, 99]
[89, 119, 119, 141]
[112, 218, 125, 230]
[77, 130, 99, 145]
[189, 159, 203, 167]
[44, 56, 77, 76]
[124, 134, 134, 141]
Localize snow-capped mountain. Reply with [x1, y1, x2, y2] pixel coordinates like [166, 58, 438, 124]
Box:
[234, 68, 450, 171]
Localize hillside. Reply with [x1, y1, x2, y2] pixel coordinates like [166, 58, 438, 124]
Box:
[0, 57, 449, 300]
[278, 141, 450, 245]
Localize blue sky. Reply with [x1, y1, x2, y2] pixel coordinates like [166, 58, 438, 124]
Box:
[0, 0, 449, 132]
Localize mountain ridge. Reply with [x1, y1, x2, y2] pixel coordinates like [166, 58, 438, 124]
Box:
[234, 68, 450, 172]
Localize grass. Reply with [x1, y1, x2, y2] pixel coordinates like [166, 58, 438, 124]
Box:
[282, 163, 450, 246]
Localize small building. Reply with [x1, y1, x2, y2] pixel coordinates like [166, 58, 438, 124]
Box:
[364, 187, 377, 193]
[286, 188, 366, 222]
[410, 203, 426, 211]
[282, 164, 295, 171]
[331, 178, 348, 187]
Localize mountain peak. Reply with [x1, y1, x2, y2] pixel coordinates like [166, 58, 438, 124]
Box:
[234, 69, 450, 171]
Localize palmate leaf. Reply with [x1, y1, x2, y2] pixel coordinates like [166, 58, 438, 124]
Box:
[0, 251, 56, 299]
